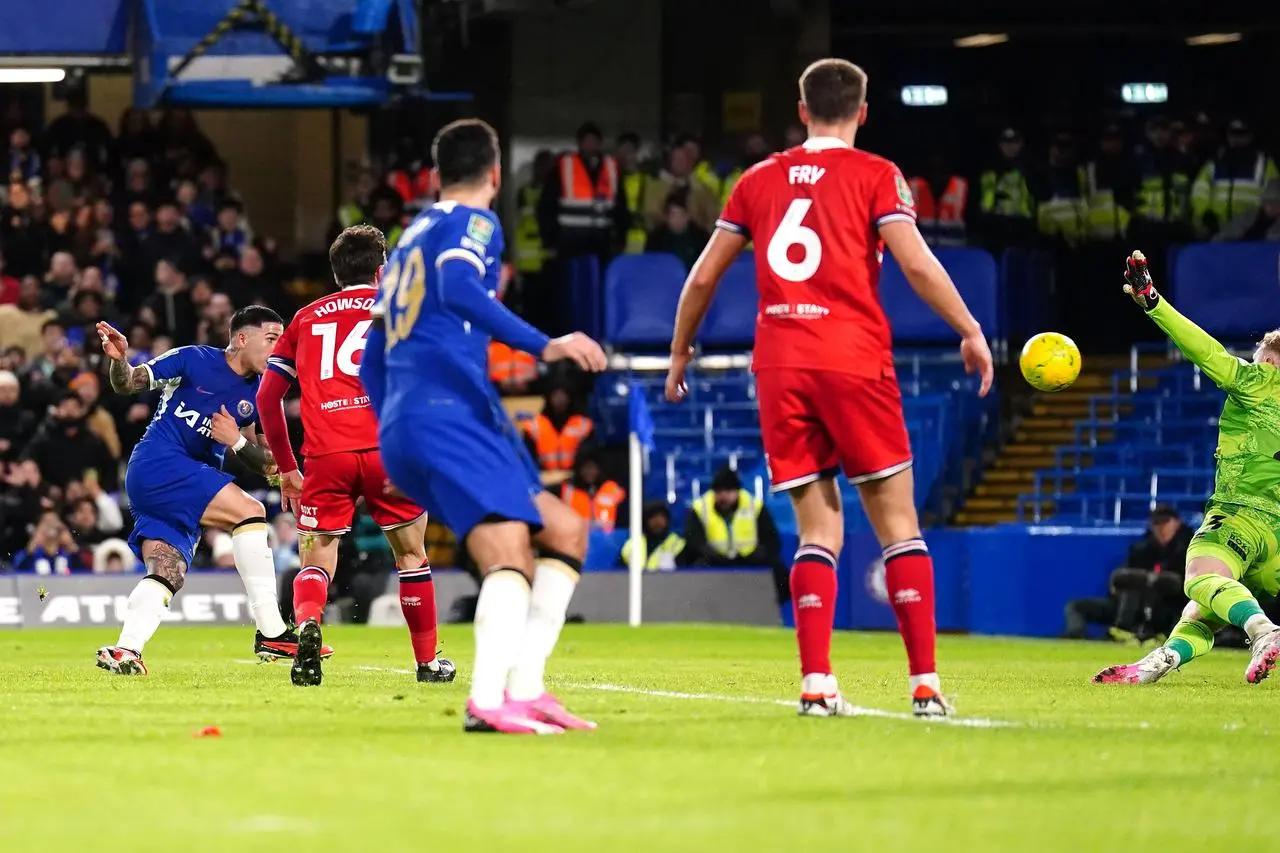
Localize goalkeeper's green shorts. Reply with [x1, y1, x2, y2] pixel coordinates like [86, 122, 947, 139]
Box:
[1187, 502, 1280, 598]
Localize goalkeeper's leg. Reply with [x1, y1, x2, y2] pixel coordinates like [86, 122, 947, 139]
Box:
[1093, 602, 1219, 684]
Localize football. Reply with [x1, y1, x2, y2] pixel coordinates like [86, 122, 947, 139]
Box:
[1019, 332, 1081, 392]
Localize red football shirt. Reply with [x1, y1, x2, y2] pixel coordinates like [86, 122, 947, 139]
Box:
[267, 284, 380, 457]
[717, 137, 917, 379]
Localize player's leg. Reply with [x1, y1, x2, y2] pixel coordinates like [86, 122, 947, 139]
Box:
[287, 453, 358, 685]
[1093, 601, 1222, 684]
[503, 491, 596, 730]
[465, 521, 561, 733]
[755, 368, 850, 716]
[201, 483, 301, 658]
[361, 448, 452, 681]
[383, 516, 456, 683]
[97, 539, 187, 674]
[1180, 506, 1280, 683]
[832, 373, 946, 716]
[288, 533, 339, 687]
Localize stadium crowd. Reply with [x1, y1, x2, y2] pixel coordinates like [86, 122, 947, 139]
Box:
[2, 90, 1277, 581]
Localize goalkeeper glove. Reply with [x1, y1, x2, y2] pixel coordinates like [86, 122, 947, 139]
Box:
[1123, 250, 1160, 311]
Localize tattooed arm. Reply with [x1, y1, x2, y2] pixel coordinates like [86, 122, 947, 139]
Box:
[98, 322, 151, 394]
[107, 356, 151, 394]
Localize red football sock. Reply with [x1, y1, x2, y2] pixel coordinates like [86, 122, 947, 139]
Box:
[882, 539, 937, 676]
[292, 567, 330, 625]
[790, 544, 838, 677]
[399, 561, 439, 665]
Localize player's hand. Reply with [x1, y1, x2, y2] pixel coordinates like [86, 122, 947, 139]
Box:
[960, 334, 994, 398]
[665, 346, 693, 403]
[279, 469, 304, 516]
[543, 333, 608, 372]
[210, 406, 241, 448]
[1122, 250, 1160, 310]
[96, 321, 129, 361]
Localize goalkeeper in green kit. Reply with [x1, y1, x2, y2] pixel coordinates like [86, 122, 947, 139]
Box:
[1095, 251, 1280, 685]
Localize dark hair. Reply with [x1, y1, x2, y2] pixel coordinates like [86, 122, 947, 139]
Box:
[42, 319, 65, 334]
[663, 190, 689, 212]
[799, 58, 868, 123]
[576, 122, 602, 142]
[432, 119, 499, 189]
[329, 225, 387, 288]
[229, 305, 283, 334]
[711, 466, 742, 492]
[617, 131, 640, 148]
[1149, 505, 1180, 525]
[70, 496, 96, 517]
[58, 390, 84, 408]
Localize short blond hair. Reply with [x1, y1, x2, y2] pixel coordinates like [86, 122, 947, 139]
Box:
[1260, 330, 1280, 357]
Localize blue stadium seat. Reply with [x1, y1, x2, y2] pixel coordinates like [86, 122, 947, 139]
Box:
[1173, 243, 1280, 338]
[604, 253, 686, 348]
[881, 248, 1000, 343]
[702, 253, 758, 348]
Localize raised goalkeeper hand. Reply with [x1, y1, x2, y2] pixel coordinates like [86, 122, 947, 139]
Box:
[1122, 250, 1160, 310]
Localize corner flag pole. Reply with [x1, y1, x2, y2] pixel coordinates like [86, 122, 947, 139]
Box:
[627, 430, 643, 627]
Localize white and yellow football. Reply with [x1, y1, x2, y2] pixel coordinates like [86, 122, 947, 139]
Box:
[1019, 332, 1081, 392]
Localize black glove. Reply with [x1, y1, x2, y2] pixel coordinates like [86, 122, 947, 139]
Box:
[1123, 250, 1160, 311]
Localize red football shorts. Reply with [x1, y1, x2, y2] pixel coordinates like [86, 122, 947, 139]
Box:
[297, 448, 424, 535]
[755, 368, 912, 492]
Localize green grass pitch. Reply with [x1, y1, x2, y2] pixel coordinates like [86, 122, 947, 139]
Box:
[2, 625, 1276, 852]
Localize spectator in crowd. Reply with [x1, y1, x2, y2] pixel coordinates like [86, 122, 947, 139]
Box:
[44, 89, 113, 171]
[1192, 119, 1279, 238]
[44, 250, 80, 307]
[176, 178, 215, 231]
[20, 390, 118, 491]
[1, 181, 46, 276]
[10, 508, 86, 574]
[644, 193, 710, 269]
[683, 467, 789, 606]
[65, 496, 109, 561]
[978, 127, 1037, 250]
[618, 501, 688, 571]
[208, 198, 252, 258]
[0, 275, 55, 359]
[68, 371, 122, 461]
[0, 248, 19, 303]
[721, 131, 769, 206]
[1214, 179, 1280, 242]
[7, 126, 41, 183]
[537, 121, 626, 269]
[93, 538, 138, 573]
[1063, 505, 1192, 642]
[144, 199, 201, 272]
[196, 290, 234, 348]
[139, 259, 197, 342]
[677, 134, 721, 201]
[1037, 134, 1088, 248]
[115, 108, 158, 167]
[28, 318, 68, 380]
[616, 133, 649, 255]
[220, 244, 290, 319]
[334, 167, 379, 234]
[0, 370, 36, 462]
[522, 383, 595, 474]
[1132, 115, 1196, 244]
[560, 450, 626, 533]
[1083, 124, 1137, 244]
[642, 144, 719, 233]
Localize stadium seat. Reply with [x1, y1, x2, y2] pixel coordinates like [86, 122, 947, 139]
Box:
[604, 253, 687, 348]
[702, 253, 758, 348]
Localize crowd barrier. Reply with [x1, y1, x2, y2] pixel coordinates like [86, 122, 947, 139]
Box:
[2, 526, 1138, 636]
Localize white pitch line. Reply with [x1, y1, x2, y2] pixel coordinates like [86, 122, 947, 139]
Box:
[335, 662, 1016, 728]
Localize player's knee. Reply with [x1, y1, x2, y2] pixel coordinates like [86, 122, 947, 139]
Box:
[1184, 556, 1230, 587]
[234, 497, 267, 527]
[542, 512, 589, 562]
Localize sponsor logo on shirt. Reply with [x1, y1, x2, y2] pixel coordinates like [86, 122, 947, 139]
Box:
[763, 303, 831, 319]
[466, 214, 494, 244]
[895, 173, 915, 207]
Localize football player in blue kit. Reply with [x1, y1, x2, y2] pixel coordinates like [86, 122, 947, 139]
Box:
[361, 119, 608, 734]
[94, 307, 331, 674]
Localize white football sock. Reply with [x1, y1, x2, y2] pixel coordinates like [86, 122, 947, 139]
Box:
[909, 672, 941, 693]
[117, 577, 172, 654]
[507, 559, 578, 701]
[232, 520, 288, 638]
[470, 569, 532, 710]
[1244, 614, 1279, 644]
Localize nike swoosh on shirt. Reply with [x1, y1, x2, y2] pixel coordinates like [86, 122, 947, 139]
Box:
[194, 387, 214, 395]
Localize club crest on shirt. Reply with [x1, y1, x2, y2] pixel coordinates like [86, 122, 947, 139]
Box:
[894, 174, 915, 207]
[466, 214, 494, 245]
[237, 399, 255, 418]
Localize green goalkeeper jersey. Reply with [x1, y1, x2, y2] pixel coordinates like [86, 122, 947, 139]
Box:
[1148, 299, 1280, 518]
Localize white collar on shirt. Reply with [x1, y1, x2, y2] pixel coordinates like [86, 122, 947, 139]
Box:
[803, 136, 852, 151]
